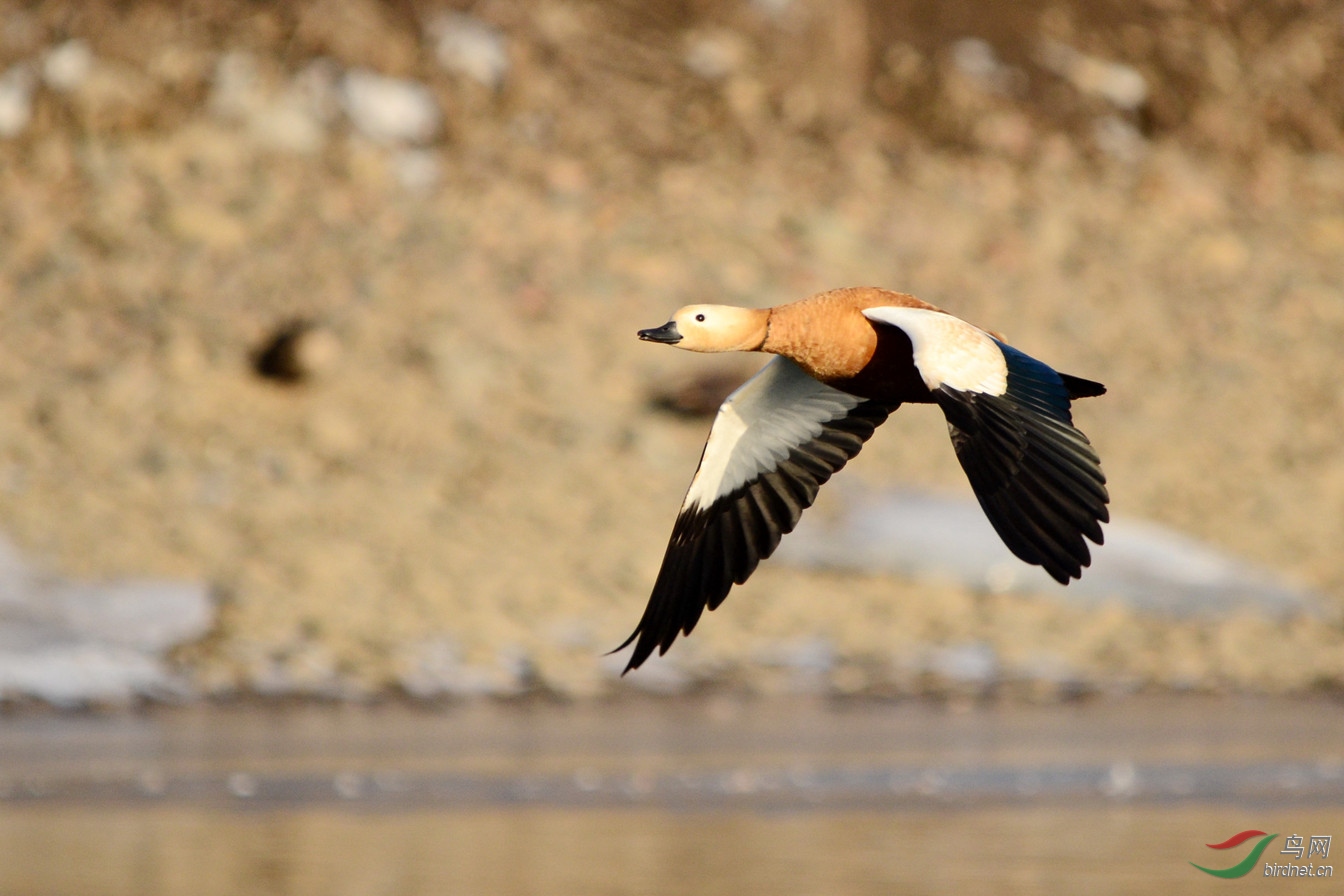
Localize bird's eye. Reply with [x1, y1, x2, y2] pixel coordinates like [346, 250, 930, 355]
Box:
[695, 313, 705, 322]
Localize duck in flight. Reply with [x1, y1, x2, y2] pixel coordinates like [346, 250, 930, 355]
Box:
[617, 286, 1108, 672]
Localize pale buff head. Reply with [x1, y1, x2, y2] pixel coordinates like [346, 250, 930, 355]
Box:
[637, 304, 769, 353]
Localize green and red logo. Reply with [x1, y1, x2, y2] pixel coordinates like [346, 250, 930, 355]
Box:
[1192, 830, 1278, 878]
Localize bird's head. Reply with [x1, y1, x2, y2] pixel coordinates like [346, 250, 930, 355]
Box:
[637, 305, 769, 353]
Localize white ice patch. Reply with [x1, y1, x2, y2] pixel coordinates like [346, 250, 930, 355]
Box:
[862, 307, 1007, 395]
[0, 535, 213, 706]
[682, 357, 862, 511]
[778, 484, 1323, 620]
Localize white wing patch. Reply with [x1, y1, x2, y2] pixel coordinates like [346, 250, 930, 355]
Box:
[862, 306, 1008, 395]
[682, 357, 864, 512]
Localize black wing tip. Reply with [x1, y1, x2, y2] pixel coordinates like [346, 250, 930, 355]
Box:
[993, 459, 1109, 585]
[617, 398, 894, 675]
[939, 356, 1109, 588]
[606, 629, 641, 674]
[1043, 565, 1073, 585]
[609, 626, 662, 674]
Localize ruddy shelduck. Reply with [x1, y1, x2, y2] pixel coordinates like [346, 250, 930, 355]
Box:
[618, 286, 1108, 672]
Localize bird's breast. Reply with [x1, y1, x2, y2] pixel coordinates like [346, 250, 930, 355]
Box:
[762, 297, 936, 405]
[820, 324, 934, 404]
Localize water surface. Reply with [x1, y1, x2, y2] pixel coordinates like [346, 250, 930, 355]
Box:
[2, 697, 1340, 894]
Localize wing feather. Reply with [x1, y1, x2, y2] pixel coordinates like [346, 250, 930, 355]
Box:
[935, 344, 1109, 584]
[862, 308, 1108, 585]
[617, 357, 892, 671]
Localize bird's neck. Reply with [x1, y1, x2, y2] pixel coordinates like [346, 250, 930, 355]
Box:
[761, 303, 877, 383]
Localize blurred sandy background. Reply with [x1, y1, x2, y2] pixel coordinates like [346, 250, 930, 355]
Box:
[1, 0, 1343, 702]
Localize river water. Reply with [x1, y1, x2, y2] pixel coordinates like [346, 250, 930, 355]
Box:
[1, 696, 1340, 894]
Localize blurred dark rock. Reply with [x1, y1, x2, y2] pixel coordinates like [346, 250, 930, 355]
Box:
[252, 320, 341, 384]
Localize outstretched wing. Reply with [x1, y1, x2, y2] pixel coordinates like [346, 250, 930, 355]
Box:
[618, 357, 892, 671]
[863, 307, 1109, 584]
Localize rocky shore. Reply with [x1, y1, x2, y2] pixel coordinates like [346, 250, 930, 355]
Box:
[1, 0, 1342, 702]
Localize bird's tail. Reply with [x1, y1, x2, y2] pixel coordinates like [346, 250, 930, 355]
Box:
[1061, 373, 1106, 399]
